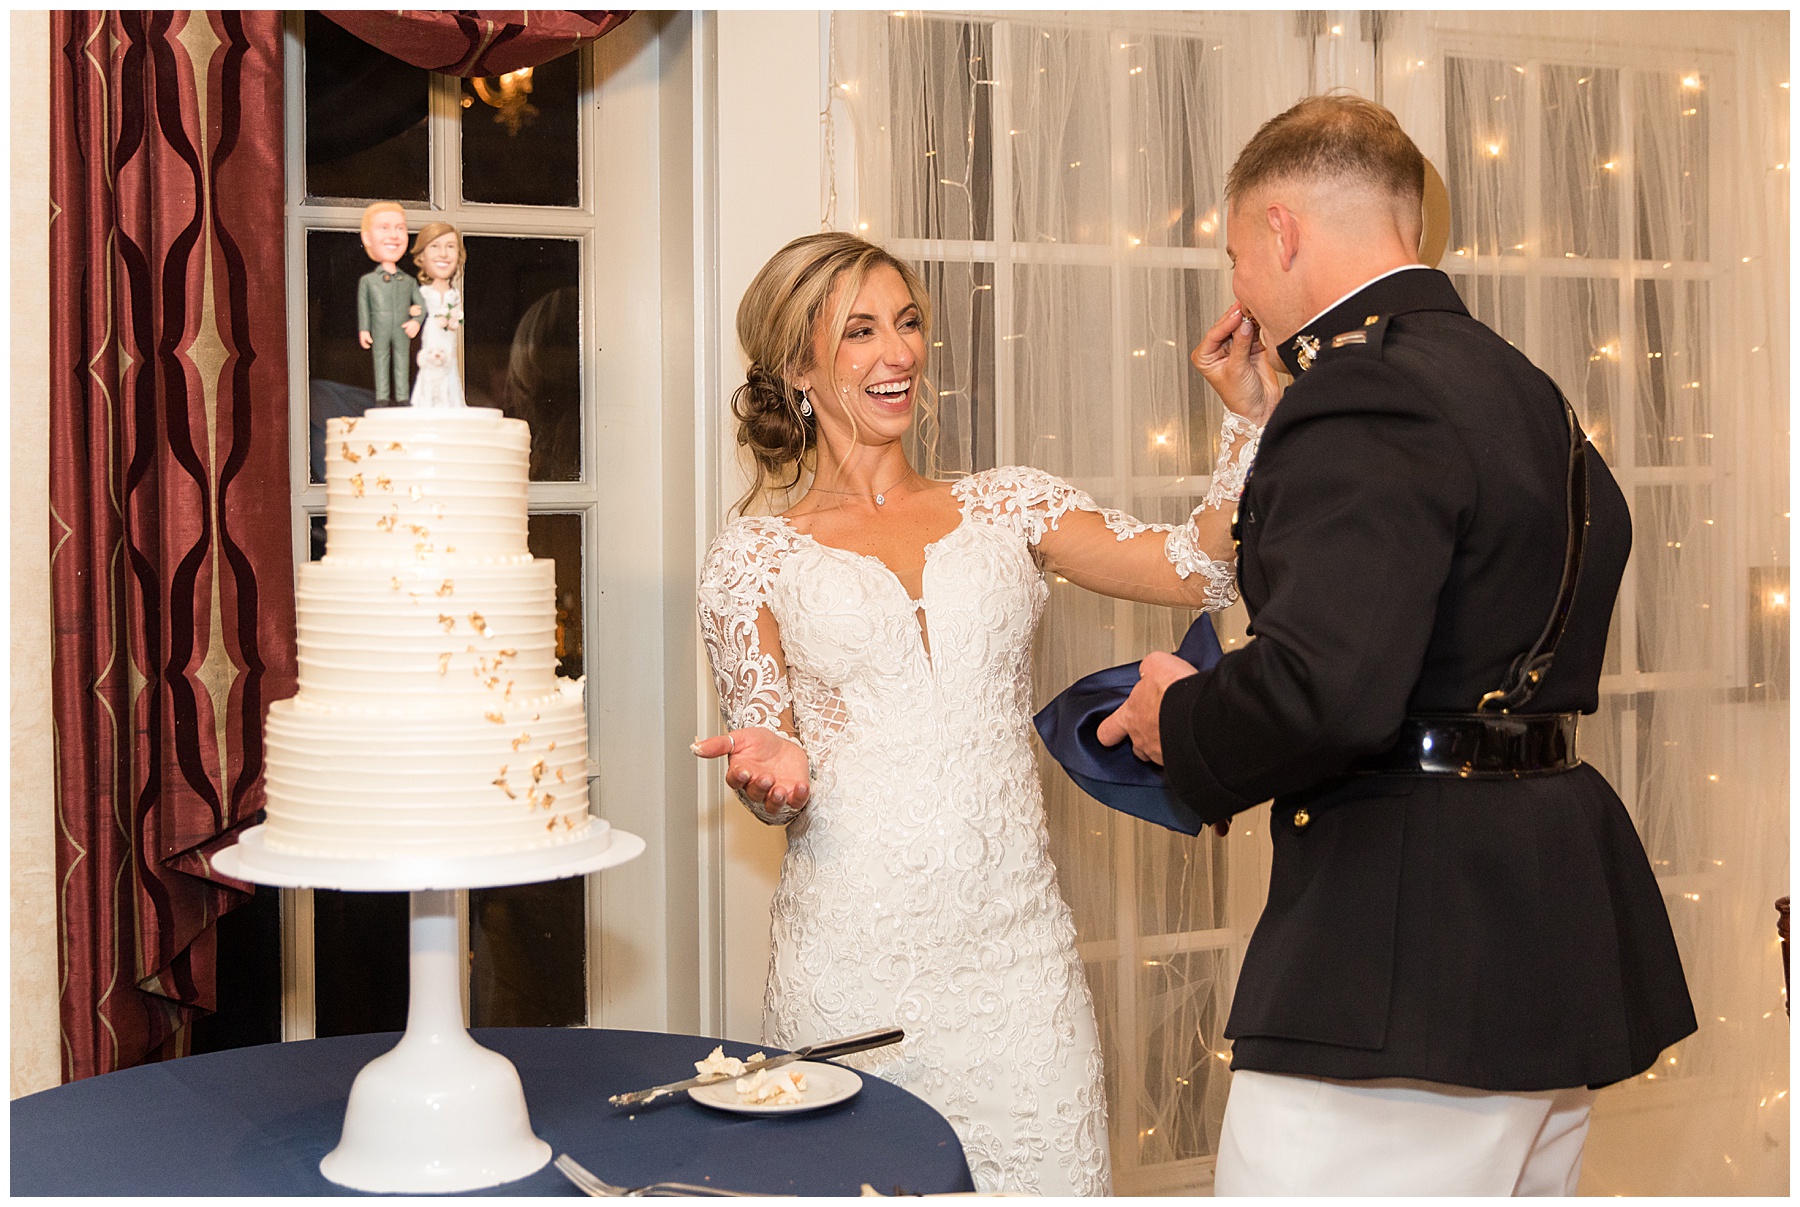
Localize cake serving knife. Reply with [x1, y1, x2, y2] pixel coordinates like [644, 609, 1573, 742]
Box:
[608, 1027, 904, 1107]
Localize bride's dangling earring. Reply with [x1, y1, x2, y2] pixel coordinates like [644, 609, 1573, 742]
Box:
[798, 389, 814, 419]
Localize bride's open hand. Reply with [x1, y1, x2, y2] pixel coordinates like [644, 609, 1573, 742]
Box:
[1192, 302, 1282, 426]
[692, 728, 811, 821]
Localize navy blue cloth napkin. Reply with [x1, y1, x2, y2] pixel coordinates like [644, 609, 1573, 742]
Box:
[1032, 615, 1222, 836]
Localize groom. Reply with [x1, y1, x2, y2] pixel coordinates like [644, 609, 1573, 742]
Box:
[1098, 96, 1694, 1194]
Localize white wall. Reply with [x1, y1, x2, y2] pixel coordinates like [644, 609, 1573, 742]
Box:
[703, 10, 825, 1042]
[11, 7, 59, 1097]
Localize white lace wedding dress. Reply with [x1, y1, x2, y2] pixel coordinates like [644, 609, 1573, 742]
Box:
[410, 284, 464, 409]
[697, 422, 1257, 1195]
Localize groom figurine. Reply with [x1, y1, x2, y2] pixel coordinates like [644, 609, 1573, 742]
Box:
[1099, 96, 1694, 1194]
[357, 201, 424, 403]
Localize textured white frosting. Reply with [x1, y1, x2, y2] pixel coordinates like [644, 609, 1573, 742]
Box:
[264, 407, 594, 859]
[322, 408, 529, 561]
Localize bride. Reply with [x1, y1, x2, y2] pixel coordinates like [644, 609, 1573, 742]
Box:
[695, 232, 1275, 1195]
[408, 221, 466, 409]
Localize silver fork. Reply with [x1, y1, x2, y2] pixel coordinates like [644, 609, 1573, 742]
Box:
[553, 1153, 750, 1197]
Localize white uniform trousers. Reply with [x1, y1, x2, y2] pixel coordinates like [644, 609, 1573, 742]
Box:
[1214, 1069, 1597, 1196]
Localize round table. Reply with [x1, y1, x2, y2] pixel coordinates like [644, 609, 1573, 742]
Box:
[10, 1028, 976, 1197]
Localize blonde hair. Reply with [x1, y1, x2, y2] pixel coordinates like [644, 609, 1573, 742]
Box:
[731, 232, 935, 515]
[1226, 94, 1425, 211]
[359, 201, 407, 237]
[410, 221, 465, 287]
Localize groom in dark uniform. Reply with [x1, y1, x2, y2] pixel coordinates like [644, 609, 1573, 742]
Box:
[1099, 96, 1694, 1194]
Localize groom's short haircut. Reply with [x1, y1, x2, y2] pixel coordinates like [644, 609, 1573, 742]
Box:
[1226, 94, 1424, 209]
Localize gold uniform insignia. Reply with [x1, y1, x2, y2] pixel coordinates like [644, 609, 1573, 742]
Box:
[1293, 333, 1321, 371]
[1331, 330, 1369, 348]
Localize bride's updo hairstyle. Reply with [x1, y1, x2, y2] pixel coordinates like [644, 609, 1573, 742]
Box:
[732, 232, 932, 514]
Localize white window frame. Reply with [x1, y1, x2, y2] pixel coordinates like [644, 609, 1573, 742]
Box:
[832, 11, 1299, 1192]
[278, 13, 606, 1039]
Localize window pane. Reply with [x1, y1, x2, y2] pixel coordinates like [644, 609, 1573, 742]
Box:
[527, 513, 585, 680]
[1541, 65, 1619, 261]
[1011, 24, 1112, 246]
[188, 884, 282, 1054]
[1128, 35, 1224, 250]
[1126, 270, 1225, 480]
[1445, 57, 1526, 258]
[314, 890, 411, 1037]
[1038, 583, 1124, 948]
[1136, 947, 1233, 1163]
[889, 17, 994, 241]
[461, 54, 582, 208]
[304, 12, 428, 203]
[1632, 691, 1711, 875]
[1014, 264, 1113, 476]
[1540, 277, 1620, 461]
[910, 259, 995, 475]
[1450, 273, 1525, 344]
[463, 236, 583, 481]
[1635, 279, 1711, 467]
[1635, 485, 1718, 675]
[1635, 70, 1710, 262]
[310, 513, 327, 562]
[306, 229, 393, 484]
[469, 877, 586, 1026]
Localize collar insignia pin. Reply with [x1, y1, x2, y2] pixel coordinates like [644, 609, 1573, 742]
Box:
[1293, 333, 1320, 372]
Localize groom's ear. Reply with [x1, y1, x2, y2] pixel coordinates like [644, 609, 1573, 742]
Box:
[1269, 203, 1301, 272]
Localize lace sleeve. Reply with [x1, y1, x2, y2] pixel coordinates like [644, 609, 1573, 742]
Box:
[698, 521, 792, 733]
[959, 410, 1261, 613]
[1163, 411, 1262, 610]
[698, 521, 805, 824]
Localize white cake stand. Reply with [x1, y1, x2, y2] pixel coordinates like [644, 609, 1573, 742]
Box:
[213, 822, 644, 1194]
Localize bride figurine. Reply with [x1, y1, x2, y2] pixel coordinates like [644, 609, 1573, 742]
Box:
[408, 221, 466, 409]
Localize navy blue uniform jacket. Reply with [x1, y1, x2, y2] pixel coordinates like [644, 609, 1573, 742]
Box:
[1158, 268, 1696, 1091]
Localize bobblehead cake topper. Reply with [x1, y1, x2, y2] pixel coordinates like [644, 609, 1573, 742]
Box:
[407, 220, 468, 409]
[356, 202, 424, 404]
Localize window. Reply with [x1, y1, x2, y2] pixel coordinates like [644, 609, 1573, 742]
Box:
[835, 12, 1296, 1191]
[1436, 36, 1737, 1093]
[281, 13, 602, 1037]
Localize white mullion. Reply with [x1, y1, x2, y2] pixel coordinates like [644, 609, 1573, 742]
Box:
[990, 19, 1016, 465]
[576, 40, 607, 1026]
[1521, 56, 1544, 364]
[1615, 67, 1642, 709]
[279, 10, 318, 1045]
[1104, 22, 1148, 1187]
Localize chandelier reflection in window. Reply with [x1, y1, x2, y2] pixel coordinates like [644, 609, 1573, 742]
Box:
[465, 67, 538, 136]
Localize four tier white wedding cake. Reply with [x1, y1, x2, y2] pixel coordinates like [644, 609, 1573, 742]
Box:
[263, 407, 595, 859]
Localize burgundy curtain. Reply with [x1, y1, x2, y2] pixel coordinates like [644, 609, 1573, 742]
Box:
[50, 10, 296, 1082]
[322, 10, 631, 77]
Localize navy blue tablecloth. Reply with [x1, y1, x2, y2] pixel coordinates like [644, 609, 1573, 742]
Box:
[11, 1028, 974, 1196]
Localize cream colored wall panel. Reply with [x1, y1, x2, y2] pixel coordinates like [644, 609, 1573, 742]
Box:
[12, 7, 61, 1099]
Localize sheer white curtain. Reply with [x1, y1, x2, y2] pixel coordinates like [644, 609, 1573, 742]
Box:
[1382, 12, 1789, 1196]
[831, 9, 1785, 1195]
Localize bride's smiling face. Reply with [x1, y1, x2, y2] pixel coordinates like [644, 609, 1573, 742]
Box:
[798, 264, 927, 447]
[421, 233, 459, 285]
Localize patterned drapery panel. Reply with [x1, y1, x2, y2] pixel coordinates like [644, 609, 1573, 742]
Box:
[49, 9, 295, 1082]
[321, 9, 631, 77]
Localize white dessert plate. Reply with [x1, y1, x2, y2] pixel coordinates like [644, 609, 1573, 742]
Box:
[687, 1062, 863, 1115]
[213, 823, 644, 892]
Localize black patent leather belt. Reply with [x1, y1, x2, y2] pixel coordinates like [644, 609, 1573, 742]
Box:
[1350, 712, 1580, 778]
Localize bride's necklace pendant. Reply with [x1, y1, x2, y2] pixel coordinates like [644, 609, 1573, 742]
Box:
[875, 493, 885, 506]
